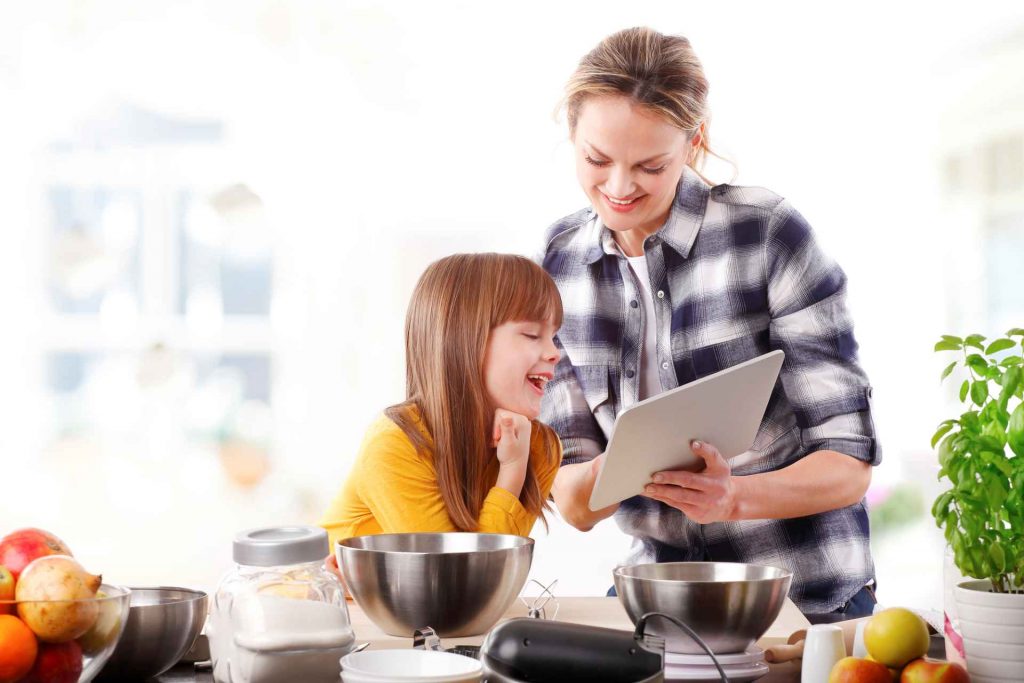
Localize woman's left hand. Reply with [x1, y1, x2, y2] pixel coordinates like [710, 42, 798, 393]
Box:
[641, 440, 737, 524]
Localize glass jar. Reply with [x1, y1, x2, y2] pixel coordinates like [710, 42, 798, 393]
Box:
[208, 526, 354, 683]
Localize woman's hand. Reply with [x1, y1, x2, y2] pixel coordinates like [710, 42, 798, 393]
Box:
[551, 453, 619, 531]
[641, 440, 738, 524]
[493, 409, 531, 497]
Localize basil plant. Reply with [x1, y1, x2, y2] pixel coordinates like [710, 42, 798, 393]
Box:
[931, 328, 1024, 593]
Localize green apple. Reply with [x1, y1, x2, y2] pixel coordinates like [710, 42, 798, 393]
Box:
[77, 591, 123, 655]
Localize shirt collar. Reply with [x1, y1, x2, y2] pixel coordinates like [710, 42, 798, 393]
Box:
[579, 165, 711, 265]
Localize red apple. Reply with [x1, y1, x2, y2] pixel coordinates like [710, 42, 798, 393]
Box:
[830, 656, 893, 683]
[900, 658, 970, 683]
[0, 529, 72, 580]
[19, 640, 82, 683]
[0, 566, 13, 616]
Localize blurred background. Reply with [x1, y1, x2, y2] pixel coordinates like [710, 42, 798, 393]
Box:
[0, 0, 1022, 613]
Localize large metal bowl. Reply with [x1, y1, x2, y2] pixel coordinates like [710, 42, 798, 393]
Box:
[95, 587, 208, 681]
[337, 533, 533, 637]
[614, 562, 792, 655]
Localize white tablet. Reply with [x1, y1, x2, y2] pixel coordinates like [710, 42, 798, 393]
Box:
[588, 349, 785, 511]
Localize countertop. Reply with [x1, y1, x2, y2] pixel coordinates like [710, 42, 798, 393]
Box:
[156, 596, 809, 682]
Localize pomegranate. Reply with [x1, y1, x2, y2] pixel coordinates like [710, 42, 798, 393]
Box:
[0, 529, 72, 580]
[15, 555, 101, 643]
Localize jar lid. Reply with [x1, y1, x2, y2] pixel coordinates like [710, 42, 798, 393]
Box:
[233, 526, 328, 567]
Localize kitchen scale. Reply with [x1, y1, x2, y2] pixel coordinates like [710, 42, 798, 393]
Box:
[664, 645, 769, 682]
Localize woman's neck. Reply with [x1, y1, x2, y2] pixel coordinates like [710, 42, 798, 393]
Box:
[613, 221, 663, 258]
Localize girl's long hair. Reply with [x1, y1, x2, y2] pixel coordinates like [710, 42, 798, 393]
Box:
[386, 253, 563, 531]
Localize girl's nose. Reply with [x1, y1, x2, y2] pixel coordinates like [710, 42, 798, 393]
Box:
[544, 338, 560, 364]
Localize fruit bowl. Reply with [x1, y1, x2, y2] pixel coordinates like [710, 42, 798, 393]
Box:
[0, 584, 131, 683]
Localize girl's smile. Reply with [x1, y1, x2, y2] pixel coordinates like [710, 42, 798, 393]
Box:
[484, 320, 559, 419]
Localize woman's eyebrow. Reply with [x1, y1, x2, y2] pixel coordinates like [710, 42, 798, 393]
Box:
[584, 140, 671, 165]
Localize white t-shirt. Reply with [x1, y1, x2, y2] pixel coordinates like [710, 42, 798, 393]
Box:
[625, 254, 663, 401]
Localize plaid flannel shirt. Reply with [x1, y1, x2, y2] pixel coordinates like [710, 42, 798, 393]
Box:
[539, 167, 880, 615]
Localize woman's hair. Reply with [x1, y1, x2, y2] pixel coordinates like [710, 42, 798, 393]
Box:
[386, 253, 563, 532]
[564, 26, 730, 180]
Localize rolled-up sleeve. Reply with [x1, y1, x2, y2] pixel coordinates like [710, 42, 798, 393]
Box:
[765, 200, 880, 466]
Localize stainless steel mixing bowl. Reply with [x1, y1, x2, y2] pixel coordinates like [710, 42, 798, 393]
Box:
[337, 533, 533, 637]
[613, 562, 792, 655]
[95, 586, 208, 681]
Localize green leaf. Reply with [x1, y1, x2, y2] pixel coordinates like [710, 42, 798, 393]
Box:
[939, 434, 956, 469]
[1000, 366, 1021, 404]
[982, 421, 1007, 447]
[932, 423, 955, 448]
[1007, 328, 1024, 338]
[967, 354, 989, 374]
[960, 411, 980, 433]
[960, 379, 970, 402]
[992, 457, 1013, 478]
[1000, 356, 1024, 367]
[942, 335, 964, 344]
[935, 340, 962, 352]
[971, 380, 990, 405]
[932, 491, 954, 520]
[986, 338, 1016, 354]
[940, 361, 957, 382]
[990, 542, 1007, 573]
[1008, 403, 1024, 458]
[965, 334, 987, 350]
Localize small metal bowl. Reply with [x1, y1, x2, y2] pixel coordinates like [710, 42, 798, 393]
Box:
[337, 533, 533, 637]
[614, 562, 792, 655]
[95, 586, 208, 681]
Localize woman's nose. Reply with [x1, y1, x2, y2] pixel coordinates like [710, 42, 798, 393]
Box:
[604, 166, 636, 199]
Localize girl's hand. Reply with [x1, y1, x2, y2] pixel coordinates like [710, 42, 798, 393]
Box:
[640, 440, 738, 524]
[492, 409, 531, 468]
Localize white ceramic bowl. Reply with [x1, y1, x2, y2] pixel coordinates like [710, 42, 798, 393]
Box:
[340, 649, 482, 683]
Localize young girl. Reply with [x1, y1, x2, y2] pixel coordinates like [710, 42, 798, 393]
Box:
[320, 253, 563, 548]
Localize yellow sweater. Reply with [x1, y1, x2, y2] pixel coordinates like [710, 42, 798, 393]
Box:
[320, 409, 561, 548]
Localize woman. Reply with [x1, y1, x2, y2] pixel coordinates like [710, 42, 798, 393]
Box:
[539, 27, 880, 623]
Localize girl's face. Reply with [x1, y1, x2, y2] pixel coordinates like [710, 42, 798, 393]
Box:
[573, 95, 693, 242]
[483, 318, 560, 419]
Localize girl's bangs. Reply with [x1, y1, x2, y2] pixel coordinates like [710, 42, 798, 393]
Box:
[494, 259, 563, 328]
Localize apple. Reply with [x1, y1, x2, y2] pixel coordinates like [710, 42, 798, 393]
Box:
[0, 529, 72, 580]
[864, 607, 931, 668]
[15, 555, 101, 643]
[900, 658, 970, 683]
[830, 656, 893, 683]
[76, 590, 123, 655]
[19, 640, 82, 683]
[0, 566, 13, 616]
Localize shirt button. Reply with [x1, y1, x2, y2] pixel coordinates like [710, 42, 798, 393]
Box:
[630, 300, 639, 308]
[656, 290, 665, 299]
[662, 361, 670, 370]
[626, 369, 635, 379]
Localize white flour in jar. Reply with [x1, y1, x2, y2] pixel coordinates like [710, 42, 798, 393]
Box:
[209, 593, 355, 683]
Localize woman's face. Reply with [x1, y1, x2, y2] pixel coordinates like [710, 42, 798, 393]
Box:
[483, 319, 560, 420]
[573, 95, 693, 242]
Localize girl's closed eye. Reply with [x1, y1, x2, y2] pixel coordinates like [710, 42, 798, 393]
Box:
[641, 165, 667, 175]
[584, 154, 609, 167]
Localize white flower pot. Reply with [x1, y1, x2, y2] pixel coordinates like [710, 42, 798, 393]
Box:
[954, 579, 1024, 683]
